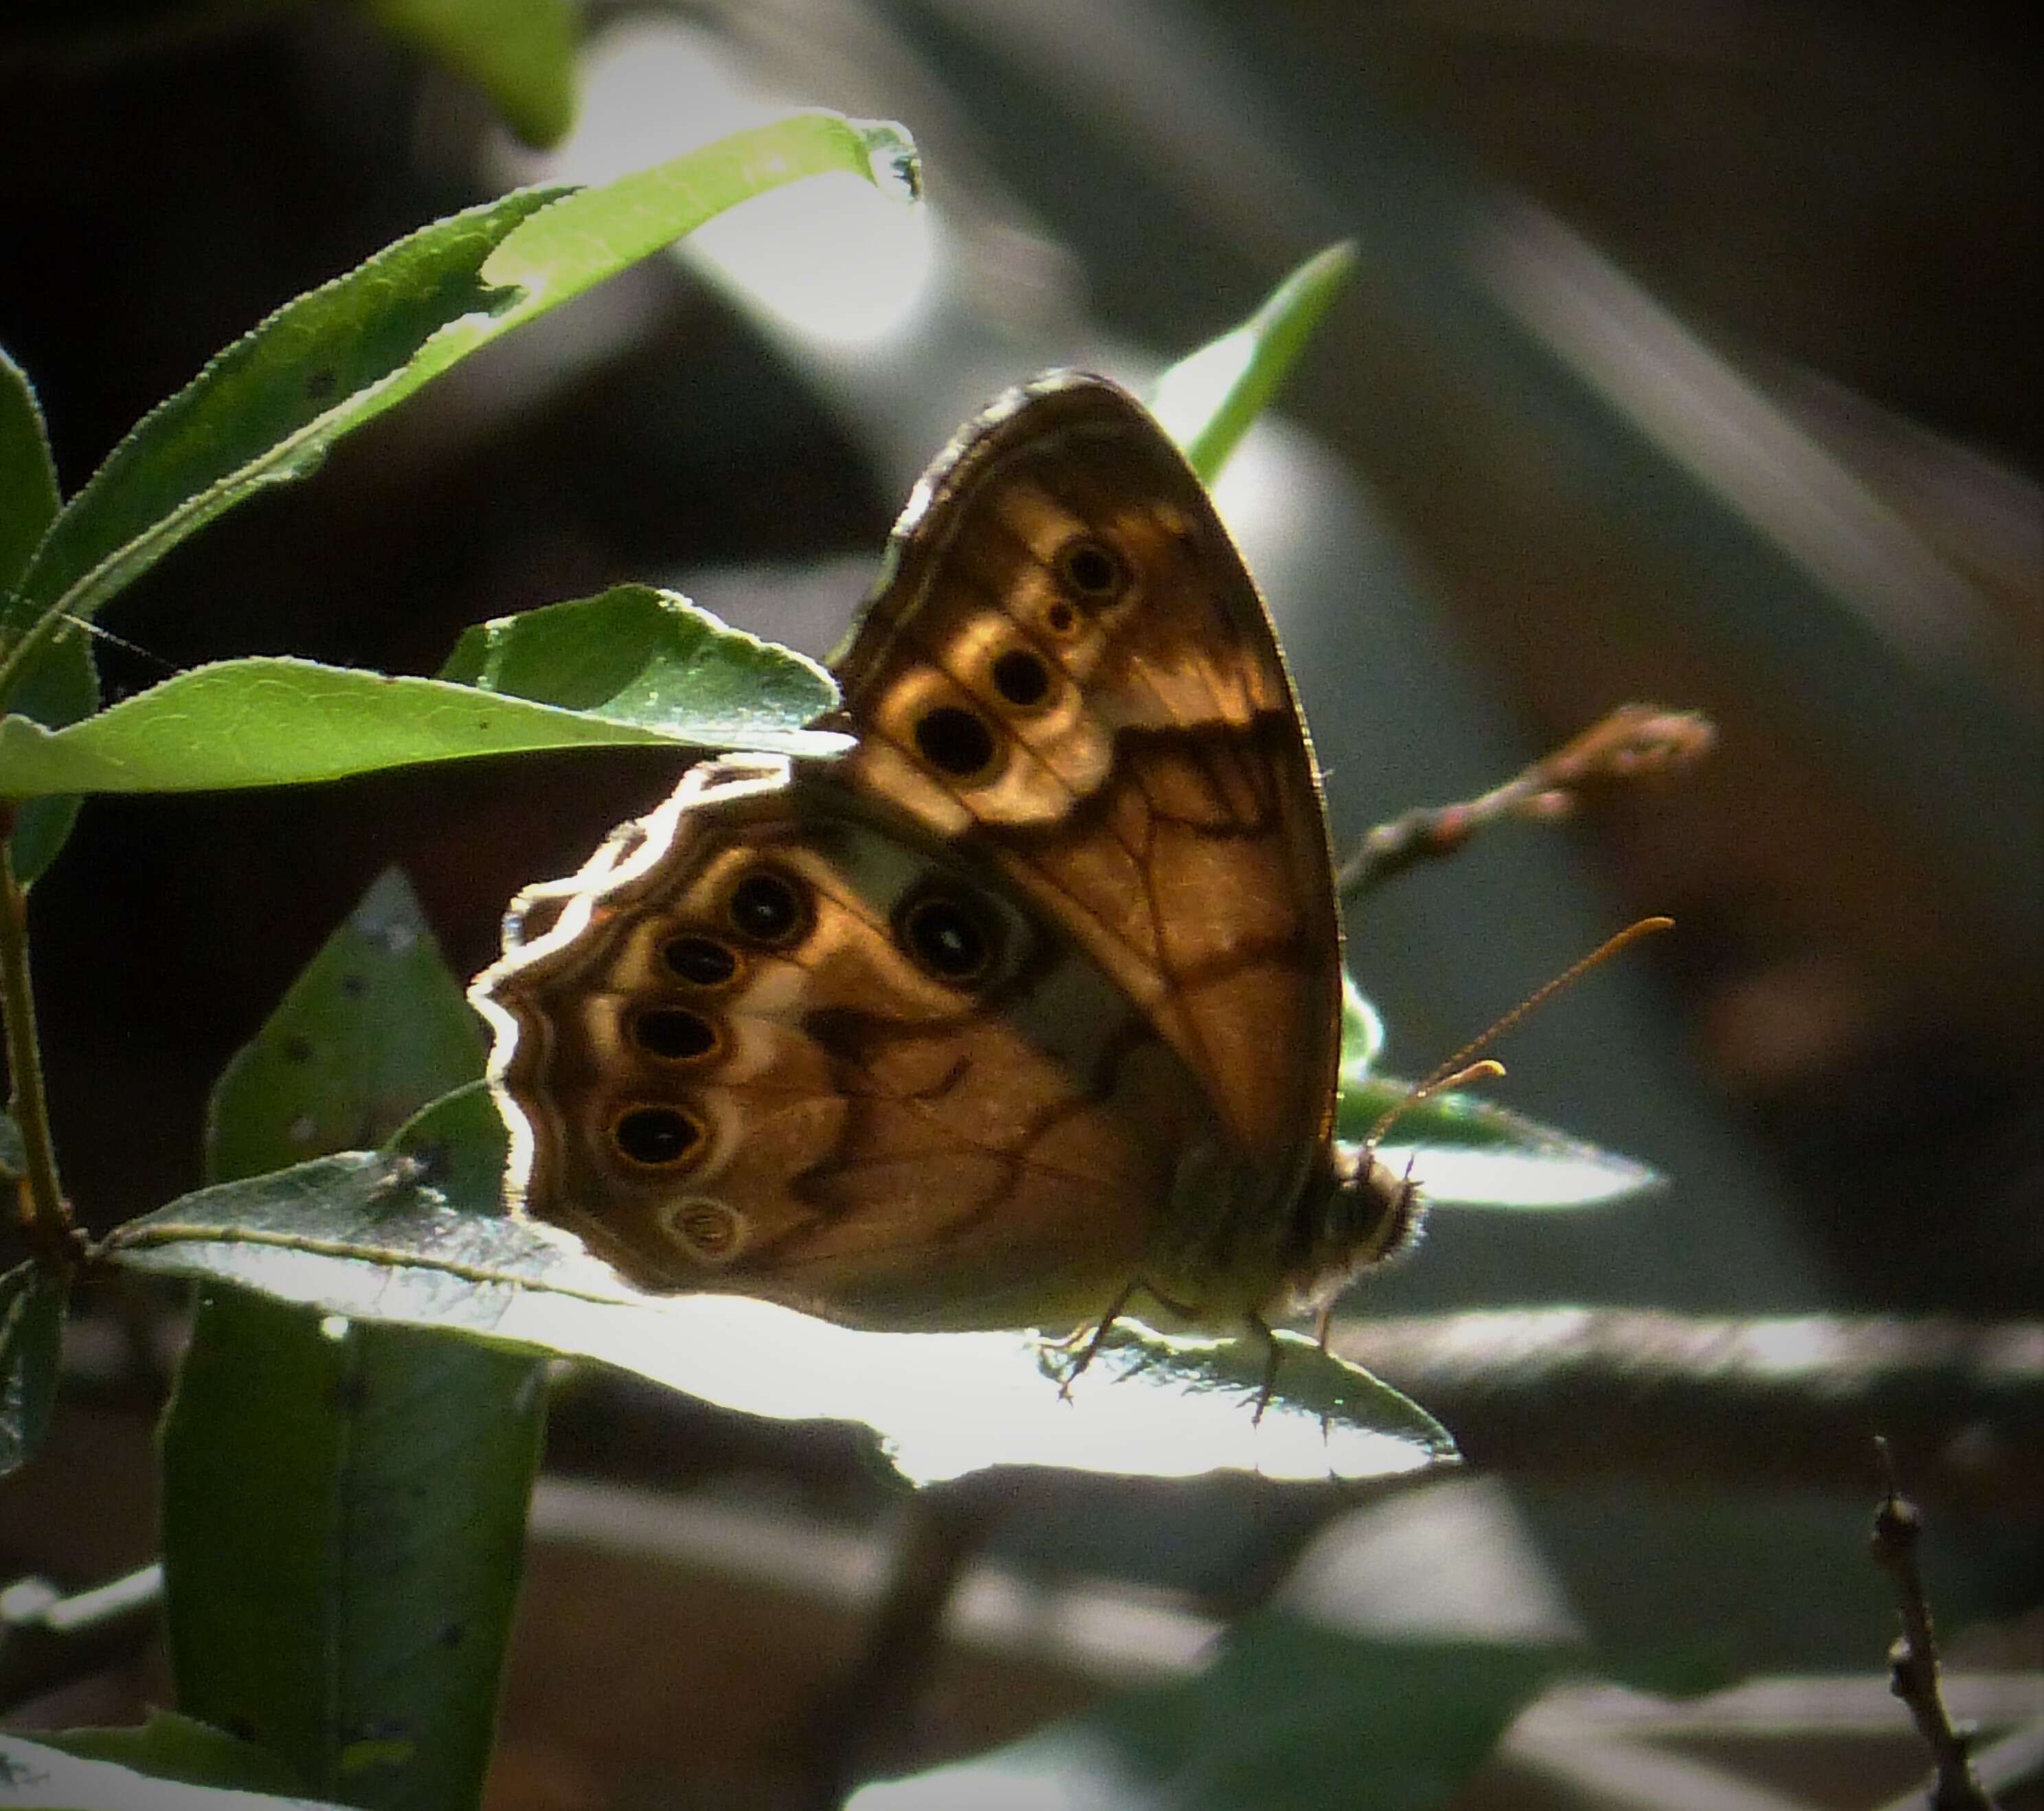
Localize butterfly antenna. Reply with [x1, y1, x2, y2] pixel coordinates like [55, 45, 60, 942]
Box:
[1367, 916, 1674, 1151]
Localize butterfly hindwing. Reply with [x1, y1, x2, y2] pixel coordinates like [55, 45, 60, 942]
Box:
[472, 753, 1226, 1328]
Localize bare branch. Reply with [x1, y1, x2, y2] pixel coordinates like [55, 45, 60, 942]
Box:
[1336, 704, 1714, 901]
[1327, 1309, 2043, 1507]
[1869, 1441, 2001, 1810]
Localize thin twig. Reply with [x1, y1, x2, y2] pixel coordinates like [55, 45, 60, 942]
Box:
[1869, 1439, 2001, 1811]
[0, 809, 85, 1275]
[1336, 704, 1714, 902]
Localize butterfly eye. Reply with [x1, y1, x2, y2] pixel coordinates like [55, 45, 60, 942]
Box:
[632, 1006, 719, 1061]
[1054, 535, 1129, 606]
[989, 646, 1053, 710]
[663, 1195, 745, 1265]
[610, 1104, 705, 1169]
[912, 704, 999, 780]
[662, 935, 737, 987]
[727, 868, 808, 947]
[897, 890, 998, 986]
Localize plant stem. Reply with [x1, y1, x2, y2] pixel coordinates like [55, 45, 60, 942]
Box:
[0, 811, 82, 1273]
[1870, 1440, 2001, 1811]
[1336, 704, 1714, 902]
[801, 1475, 1004, 1810]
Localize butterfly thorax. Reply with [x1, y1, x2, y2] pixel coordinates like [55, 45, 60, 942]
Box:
[1143, 1136, 1422, 1327]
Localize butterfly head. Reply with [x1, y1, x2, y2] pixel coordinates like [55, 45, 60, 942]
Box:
[1283, 1142, 1426, 1314]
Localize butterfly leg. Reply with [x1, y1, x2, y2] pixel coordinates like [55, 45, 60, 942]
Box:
[1057, 1277, 1143, 1401]
[1247, 1311, 1283, 1426]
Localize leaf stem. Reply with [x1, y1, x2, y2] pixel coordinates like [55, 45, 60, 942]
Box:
[0, 808, 82, 1275]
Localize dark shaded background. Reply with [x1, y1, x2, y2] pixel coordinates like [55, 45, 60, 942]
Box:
[1, 1, 2037, 1803]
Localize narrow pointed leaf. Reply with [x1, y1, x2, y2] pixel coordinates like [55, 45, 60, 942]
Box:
[0, 347, 59, 589]
[111, 1137, 1455, 1489]
[0, 352, 92, 879]
[1336, 978, 1656, 1207]
[205, 868, 485, 1180]
[0, 607, 845, 797]
[435, 583, 842, 742]
[1, 629, 96, 878]
[368, 0, 577, 147]
[161, 1292, 546, 1811]
[0, 112, 915, 696]
[1150, 243, 1357, 482]
[162, 873, 543, 1811]
[1341, 1071, 1661, 1208]
[1, 186, 564, 684]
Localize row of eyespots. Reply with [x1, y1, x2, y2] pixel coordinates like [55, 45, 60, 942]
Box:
[604, 867, 807, 1172]
[909, 531, 1130, 785]
[605, 864, 1000, 1173]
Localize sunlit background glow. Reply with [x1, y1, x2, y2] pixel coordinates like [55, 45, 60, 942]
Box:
[511, 19, 936, 352]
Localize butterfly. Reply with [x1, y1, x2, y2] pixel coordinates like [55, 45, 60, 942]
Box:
[468, 372, 1417, 1350]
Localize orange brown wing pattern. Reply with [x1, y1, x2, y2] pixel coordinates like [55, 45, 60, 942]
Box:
[470, 754, 1230, 1329]
[832, 375, 1345, 1206]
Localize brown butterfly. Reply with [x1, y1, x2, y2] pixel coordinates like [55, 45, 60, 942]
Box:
[468, 373, 1416, 1349]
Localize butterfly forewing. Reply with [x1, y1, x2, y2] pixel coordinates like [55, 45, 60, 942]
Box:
[833, 376, 1345, 1183]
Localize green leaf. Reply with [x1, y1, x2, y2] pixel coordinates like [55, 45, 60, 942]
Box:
[0, 351, 91, 881]
[36, 1711, 307, 1795]
[436, 583, 842, 741]
[0, 112, 917, 702]
[0, 347, 60, 590]
[161, 1292, 546, 1811]
[368, 0, 577, 148]
[1150, 243, 1356, 482]
[1335, 973, 1656, 1207]
[1340, 971, 1386, 1078]
[0, 633, 844, 798]
[0, 1258, 65, 1478]
[1, 627, 96, 881]
[159, 871, 545, 1811]
[205, 869, 486, 1180]
[0, 1728, 350, 1809]
[1340, 1071, 1661, 1210]
[850, 1617, 1558, 1811]
[109, 1142, 1456, 1489]
[0, 186, 562, 697]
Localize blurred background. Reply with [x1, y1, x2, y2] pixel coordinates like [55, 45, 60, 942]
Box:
[0, 2, 2037, 1806]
